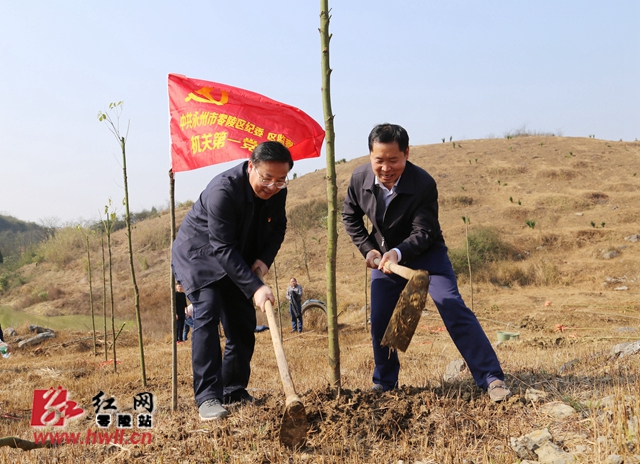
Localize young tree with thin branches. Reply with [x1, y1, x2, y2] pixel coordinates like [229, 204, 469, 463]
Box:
[77, 226, 97, 356]
[101, 202, 117, 372]
[100, 235, 108, 361]
[320, 0, 341, 390]
[98, 102, 146, 386]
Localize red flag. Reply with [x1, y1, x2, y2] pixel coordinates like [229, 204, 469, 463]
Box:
[168, 74, 325, 172]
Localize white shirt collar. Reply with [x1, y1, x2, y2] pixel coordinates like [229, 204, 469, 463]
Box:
[374, 175, 401, 195]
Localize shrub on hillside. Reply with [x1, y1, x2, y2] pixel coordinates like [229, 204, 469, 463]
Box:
[503, 125, 558, 138]
[0, 271, 26, 292]
[12, 284, 60, 310]
[487, 260, 560, 287]
[441, 195, 474, 208]
[17, 247, 45, 267]
[288, 198, 328, 232]
[449, 227, 563, 287]
[41, 226, 85, 269]
[177, 200, 194, 209]
[133, 221, 170, 251]
[287, 198, 330, 280]
[448, 226, 517, 279]
[449, 227, 514, 270]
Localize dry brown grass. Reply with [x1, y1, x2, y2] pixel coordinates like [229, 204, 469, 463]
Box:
[3, 303, 640, 463]
[1, 136, 640, 462]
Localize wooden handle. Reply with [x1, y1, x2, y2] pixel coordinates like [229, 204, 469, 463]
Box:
[373, 258, 422, 280]
[254, 269, 301, 403]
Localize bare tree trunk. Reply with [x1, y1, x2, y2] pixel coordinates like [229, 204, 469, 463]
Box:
[85, 234, 97, 356]
[98, 102, 146, 385]
[120, 137, 146, 386]
[169, 169, 178, 412]
[106, 221, 116, 373]
[320, 0, 341, 391]
[101, 237, 107, 361]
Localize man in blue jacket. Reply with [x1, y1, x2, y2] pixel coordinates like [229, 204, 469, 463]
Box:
[342, 124, 510, 402]
[172, 141, 293, 420]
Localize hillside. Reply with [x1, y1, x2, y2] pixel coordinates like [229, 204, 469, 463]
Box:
[1, 135, 639, 334]
[2, 135, 640, 463]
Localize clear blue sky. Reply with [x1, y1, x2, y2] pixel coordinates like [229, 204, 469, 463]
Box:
[1, 1, 638, 224]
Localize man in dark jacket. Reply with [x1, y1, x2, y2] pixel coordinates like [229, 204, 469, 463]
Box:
[286, 277, 303, 333]
[172, 141, 293, 420]
[342, 123, 510, 402]
[175, 283, 187, 343]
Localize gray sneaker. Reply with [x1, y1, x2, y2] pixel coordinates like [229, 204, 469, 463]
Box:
[488, 380, 512, 403]
[199, 399, 229, 421]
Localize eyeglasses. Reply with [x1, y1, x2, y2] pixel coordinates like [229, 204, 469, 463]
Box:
[255, 169, 289, 189]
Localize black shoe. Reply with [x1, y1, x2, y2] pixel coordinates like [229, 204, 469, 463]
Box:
[223, 389, 254, 405]
[198, 399, 229, 421]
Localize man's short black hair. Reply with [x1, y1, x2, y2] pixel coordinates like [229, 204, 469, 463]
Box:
[251, 141, 294, 169]
[368, 124, 410, 153]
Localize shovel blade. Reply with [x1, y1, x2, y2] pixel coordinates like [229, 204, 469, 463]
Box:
[279, 400, 308, 448]
[381, 271, 430, 352]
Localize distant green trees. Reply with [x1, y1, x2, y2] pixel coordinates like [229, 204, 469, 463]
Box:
[0, 205, 168, 273]
[0, 215, 47, 264]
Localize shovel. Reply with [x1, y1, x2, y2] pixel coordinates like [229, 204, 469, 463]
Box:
[374, 258, 430, 352]
[254, 269, 308, 448]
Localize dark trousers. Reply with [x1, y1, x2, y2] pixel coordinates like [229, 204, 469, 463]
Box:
[176, 313, 185, 341]
[370, 244, 504, 391]
[183, 317, 194, 340]
[289, 301, 303, 332]
[188, 277, 256, 407]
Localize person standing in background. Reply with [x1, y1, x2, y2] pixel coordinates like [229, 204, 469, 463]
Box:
[286, 277, 303, 333]
[183, 303, 194, 341]
[175, 283, 187, 343]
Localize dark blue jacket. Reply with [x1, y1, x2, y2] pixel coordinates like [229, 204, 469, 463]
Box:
[172, 161, 287, 298]
[342, 160, 445, 265]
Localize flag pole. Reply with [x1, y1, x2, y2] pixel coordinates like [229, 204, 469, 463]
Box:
[169, 168, 178, 412]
